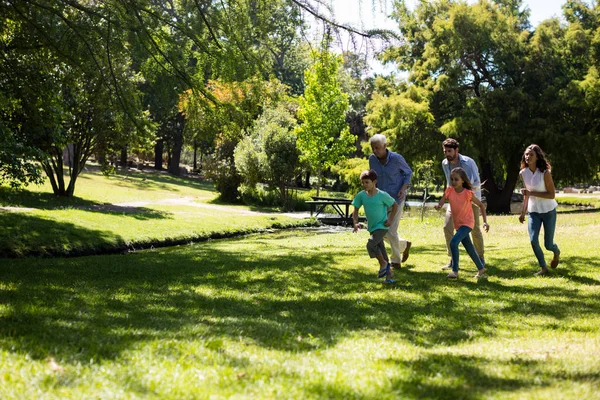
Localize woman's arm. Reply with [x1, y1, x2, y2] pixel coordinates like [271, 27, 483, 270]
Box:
[519, 174, 528, 224]
[521, 170, 556, 199]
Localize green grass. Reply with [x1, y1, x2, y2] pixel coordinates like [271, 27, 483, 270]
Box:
[555, 195, 600, 209]
[0, 167, 312, 257]
[1, 210, 599, 399]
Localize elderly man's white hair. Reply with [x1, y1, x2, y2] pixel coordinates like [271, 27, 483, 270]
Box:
[370, 134, 387, 145]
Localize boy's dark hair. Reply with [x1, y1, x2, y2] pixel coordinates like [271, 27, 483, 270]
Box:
[443, 138, 459, 149]
[360, 169, 378, 181]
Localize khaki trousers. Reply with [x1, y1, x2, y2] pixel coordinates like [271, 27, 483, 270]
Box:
[385, 200, 409, 264]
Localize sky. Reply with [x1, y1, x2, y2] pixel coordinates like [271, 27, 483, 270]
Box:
[320, 0, 569, 75]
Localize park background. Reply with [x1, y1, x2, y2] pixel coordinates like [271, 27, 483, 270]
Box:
[1, 0, 600, 398]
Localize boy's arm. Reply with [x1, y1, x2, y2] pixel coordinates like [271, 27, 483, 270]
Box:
[385, 202, 398, 227]
[352, 208, 360, 232]
[472, 196, 489, 232]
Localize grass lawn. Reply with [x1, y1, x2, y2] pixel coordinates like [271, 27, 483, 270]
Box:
[1, 207, 599, 399]
[0, 166, 312, 257]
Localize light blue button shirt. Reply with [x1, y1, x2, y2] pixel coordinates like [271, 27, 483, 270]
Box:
[369, 150, 412, 204]
[442, 153, 482, 199]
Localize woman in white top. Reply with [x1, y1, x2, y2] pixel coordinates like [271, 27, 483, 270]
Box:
[519, 144, 560, 276]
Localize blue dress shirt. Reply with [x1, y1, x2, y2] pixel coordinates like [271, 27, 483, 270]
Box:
[369, 150, 413, 204]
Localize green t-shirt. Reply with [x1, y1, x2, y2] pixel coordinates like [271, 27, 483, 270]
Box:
[352, 189, 395, 232]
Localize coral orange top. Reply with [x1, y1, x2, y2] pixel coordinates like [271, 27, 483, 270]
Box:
[445, 187, 475, 230]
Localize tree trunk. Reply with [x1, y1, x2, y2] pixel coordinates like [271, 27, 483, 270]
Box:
[304, 171, 310, 189]
[193, 140, 198, 172]
[168, 112, 185, 176]
[119, 146, 128, 169]
[480, 155, 520, 214]
[154, 139, 164, 169]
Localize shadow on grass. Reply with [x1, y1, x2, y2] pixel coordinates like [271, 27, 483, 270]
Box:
[0, 187, 170, 220]
[1, 230, 599, 375]
[0, 213, 125, 257]
[85, 165, 215, 193]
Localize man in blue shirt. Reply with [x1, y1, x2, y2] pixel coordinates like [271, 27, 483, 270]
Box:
[441, 138, 485, 269]
[368, 134, 413, 269]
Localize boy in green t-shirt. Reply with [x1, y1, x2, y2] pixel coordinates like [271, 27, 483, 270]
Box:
[352, 170, 399, 283]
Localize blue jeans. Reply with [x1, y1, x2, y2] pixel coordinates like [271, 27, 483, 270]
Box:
[450, 226, 485, 273]
[528, 209, 560, 268]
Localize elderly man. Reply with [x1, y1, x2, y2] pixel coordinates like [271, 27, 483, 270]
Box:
[368, 134, 412, 269]
[441, 138, 485, 269]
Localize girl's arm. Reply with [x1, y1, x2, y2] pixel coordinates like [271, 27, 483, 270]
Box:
[352, 208, 360, 232]
[434, 194, 447, 210]
[522, 170, 556, 199]
[385, 202, 399, 227]
[519, 174, 529, 224]
[472, 196, 489, 232]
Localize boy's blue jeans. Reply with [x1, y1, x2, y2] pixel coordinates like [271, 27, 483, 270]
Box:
[528, 209, 560, 268]
[450, 226, 485, 273]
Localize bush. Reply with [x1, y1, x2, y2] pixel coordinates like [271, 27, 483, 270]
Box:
[331, 158, 369, 194]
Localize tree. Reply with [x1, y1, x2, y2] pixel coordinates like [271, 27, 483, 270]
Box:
[381, 0, 600, 213]
[295, 48, 356, 195]
[235, 104, 300, 207]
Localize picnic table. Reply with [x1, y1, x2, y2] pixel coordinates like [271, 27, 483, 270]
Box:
[306, 196, 361, 226]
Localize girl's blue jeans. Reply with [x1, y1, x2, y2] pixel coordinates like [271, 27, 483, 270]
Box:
[450, 226, 485, 273]
[528, 209, 560, 268]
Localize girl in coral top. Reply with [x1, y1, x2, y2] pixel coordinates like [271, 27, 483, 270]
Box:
[435, 167, 490, 279]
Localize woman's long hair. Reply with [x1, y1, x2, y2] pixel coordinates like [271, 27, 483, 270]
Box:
[520, 144, 552, 172]
[450, 167, 473, 190]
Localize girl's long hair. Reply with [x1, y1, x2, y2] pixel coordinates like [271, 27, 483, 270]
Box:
[520, 144, 552, 172]
[451, 167, 473, 190]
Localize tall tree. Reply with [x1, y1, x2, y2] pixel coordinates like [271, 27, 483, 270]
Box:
[295, 48, 356, 195]
[381, 0, 600, 213]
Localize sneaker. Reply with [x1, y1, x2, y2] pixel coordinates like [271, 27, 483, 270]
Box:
[391, 262, 401, 269]
[534, 268, 548, 276]
[441, 261, 452, 271]
[383, 278, 397, 284]
[401, 241, 412, 263]
[475, 268, 488, 279]
[446, 271, 459, 279]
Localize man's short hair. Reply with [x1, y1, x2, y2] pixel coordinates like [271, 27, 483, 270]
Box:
[443, 138, 459, 149]
[370, 134, 387, 145]
[360, 169, 378, 181]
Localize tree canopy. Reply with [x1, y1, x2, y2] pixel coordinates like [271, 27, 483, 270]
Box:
[377, 0, 600, 212]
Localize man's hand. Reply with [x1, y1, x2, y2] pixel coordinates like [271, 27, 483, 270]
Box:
[353, 223, 360, 232]
[397, 189, 405, 201]
[519, 214, 525, 224]
[384, 219, 391, 227]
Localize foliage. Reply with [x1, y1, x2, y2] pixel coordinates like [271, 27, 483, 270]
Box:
[365, 85, 443, 164]
[235, 104, 300, 208]
[381, 0, 600, 213]
[330, 157, 369, 195]
[295, 48, 356, 195]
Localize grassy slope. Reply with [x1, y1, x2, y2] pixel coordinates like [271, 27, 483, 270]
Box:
[1, 209, 599, 399]
[0, 167, 310, 257]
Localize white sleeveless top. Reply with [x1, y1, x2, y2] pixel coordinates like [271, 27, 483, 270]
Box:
[520, 168, 558, 213]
